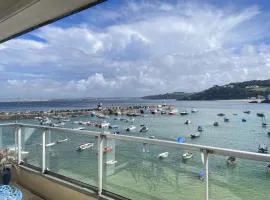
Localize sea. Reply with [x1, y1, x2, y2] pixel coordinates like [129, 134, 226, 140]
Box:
[0, 98, 270, 200]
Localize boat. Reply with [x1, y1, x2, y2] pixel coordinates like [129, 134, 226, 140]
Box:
[105, 160, 117, 165]
[217, 113, 225, 117]
[161, 110, 166, 115]
[126, 125, 136, 131]
[257, 113, 265, 117]
[109, 125, 119, 129]
[76, 143, 94, 151]
[140, 126, 149, 133]
[158, 152, 169, 159]
[180, 111, 188, 116]
[191, 132, 200, 139]
[184, 119, 191, 125]
[56, 138, 69, 144]
[267, 129, 270, 136]
[242, 118, 246, 122]
[151, 110, 157, 114]
[197, 126, 203, 132]
[191, 109, 198, 113]
[99, 122, 110, 128]
[182, 152, 193, 160]
[73, 127, 85, 130]
[243, 111, 250, 114]
[149, 136, 155, 139]
[224, 117, 229, 122]
[168, 109, 178, 115]
[213, 122, 219, 126]
[227, 156, 236, 166]
[199, 169, 205, 180]
[258, 144, 268, 153]
[45, 142, 56, 147]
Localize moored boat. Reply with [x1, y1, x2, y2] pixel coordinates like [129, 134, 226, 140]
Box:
[191, 132, 200, 139]
[217, 113, 225, 117]
[197, 126, 203, 132]
[224, 117, 229, 122]
[140, 126, 149, 133]
[184, 119, 191, 124]
[258, 144, 268, 153]
[257, 113, 265, 117]
[126, 125, 136, 131]
[243, 111, 250, 114]
[180, 111, 188, 116]
[242, 118, 247, 122]
[76, 143, 94, 151]
[158, 152, 169, 159]
[191, 108, 198, 113]
[213, 122, 219, 127]
[56, 138, 69, 144]
[105, 160, 117, 165]
[182, 152, 193, 160]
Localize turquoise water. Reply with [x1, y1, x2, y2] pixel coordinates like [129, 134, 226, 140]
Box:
[1, 100, 270, 199]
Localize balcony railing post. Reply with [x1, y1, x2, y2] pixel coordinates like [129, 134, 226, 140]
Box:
[98, 134, 104, 196]
[17, 127, 22, 164]
[204, 150, 209, 200]
[42, 129, 46, 173]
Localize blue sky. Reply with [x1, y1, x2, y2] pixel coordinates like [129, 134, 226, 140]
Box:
[1, 0, 270, 99]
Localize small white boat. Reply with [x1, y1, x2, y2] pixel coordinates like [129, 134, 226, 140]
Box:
[99, 122, 110, 128]
[105, 160, 118, 165]
[191, 132, 200, 139]
[45, 142, 56, 147]
[168, 109, 178, 115]
[180, 111, 188, 116]
[191, 109, 198, 113]
[76, 143, 94, 151]
[73, 127, 85, 130]
[182, 152, 193, 160]
[140, 126, 149, 133]
[126, 125, 136, 131]
[158, 152, 169, 159]
[56, 138, 69, 144]
[184, 119, 191, 125]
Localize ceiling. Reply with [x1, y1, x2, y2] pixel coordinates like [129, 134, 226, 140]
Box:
[0, 0, 105, 44]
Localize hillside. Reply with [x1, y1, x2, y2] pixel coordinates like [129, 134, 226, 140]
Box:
[142, 79, 270, 100]
[142, 92, 191, 100]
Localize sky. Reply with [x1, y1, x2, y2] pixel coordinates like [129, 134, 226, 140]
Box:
[1, 0, 270, 99]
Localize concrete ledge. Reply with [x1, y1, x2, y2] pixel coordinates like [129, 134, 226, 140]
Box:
[13, 166, 98, 200]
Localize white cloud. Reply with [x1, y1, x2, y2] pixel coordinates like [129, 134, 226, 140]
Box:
[0, 0, 270, 98]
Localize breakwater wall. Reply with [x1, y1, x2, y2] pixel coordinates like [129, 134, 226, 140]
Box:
[0, 104, 175, 120]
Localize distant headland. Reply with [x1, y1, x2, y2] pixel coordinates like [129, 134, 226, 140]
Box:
[142, 79, 270, 102]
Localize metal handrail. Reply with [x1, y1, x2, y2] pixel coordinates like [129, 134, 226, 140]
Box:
[1, 123, 269, 162]
[1, 123, 270, 200]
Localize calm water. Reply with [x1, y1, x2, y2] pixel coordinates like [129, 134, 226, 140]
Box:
[1, 99, 270, 200]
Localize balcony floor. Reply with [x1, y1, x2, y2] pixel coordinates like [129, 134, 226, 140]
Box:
[12, 183, 45, 200]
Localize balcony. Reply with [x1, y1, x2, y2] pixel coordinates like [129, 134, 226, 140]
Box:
[0, 123, 270, 200]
